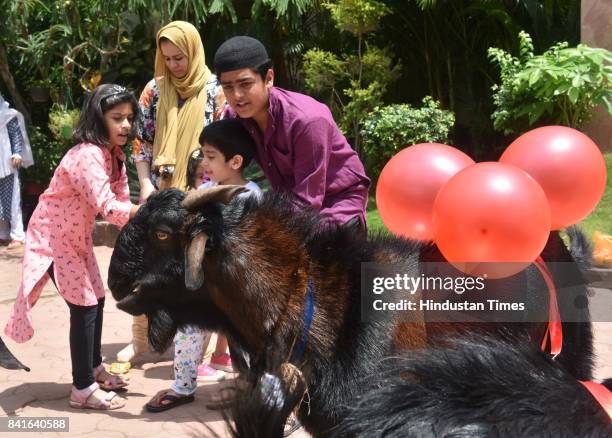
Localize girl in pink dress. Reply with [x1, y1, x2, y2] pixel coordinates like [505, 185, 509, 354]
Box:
[4, 84, 141, 410]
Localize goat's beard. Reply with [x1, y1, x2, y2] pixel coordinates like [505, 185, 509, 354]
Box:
[147, 308, 178, 353]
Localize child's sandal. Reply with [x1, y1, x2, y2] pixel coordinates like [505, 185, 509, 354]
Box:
[70, 388, 126, 410]
[95, 368, 129, 391]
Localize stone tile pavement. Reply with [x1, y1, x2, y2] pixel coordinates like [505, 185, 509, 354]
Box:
[0, 245, 610, 437]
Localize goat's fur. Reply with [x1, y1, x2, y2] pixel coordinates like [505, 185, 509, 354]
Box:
[109, 188, 595, 436]
[225, 336, 611, 438]
[333, 336, 612, 437]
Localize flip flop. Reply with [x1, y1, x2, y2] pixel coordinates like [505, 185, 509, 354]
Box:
[146, 391, 195, 413]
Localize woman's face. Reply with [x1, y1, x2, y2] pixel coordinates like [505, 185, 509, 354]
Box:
[160, 40, 188, 79]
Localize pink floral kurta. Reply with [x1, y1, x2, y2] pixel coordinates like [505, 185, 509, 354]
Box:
[5, 142, 132, 343]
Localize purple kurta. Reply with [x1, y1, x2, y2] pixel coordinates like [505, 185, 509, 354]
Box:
[227, 87, 370, 226]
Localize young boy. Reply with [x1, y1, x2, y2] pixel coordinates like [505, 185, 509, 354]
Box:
[197, 118, 262, 197]
[145, 118, 261, 412]
[197, 119, 262, 377]
[213, 36, 369, 230]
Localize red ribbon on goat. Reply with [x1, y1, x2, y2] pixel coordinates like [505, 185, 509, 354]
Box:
[579, 381, 612, 421]
[533, 256, 562, 357]
[533, 258, 612, 421]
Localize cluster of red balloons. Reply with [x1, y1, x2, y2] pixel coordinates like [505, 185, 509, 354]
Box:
[376, 126, 607, 277]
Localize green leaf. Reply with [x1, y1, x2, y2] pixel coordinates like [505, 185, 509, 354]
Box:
[568, 87, 579, 104]
[603, 96, 612, 115]
[528, 104, 546, 124]
[571, 74, 583, 88]
[528, 69, 542, 86]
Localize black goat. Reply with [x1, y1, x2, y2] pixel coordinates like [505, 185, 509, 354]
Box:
[335, 336, 611, 437]
[226, 336, 611, 438]
[108, 187, 595, 437]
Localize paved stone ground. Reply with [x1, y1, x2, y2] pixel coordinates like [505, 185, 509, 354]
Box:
[0, 245, 610, 437]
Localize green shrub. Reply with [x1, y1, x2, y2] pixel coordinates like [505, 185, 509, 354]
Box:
[361, 96, 455, 178]
[48, 106, 80, 141]
[21, 125, 70, 187]
[302, 48, 348, 97]
[489, 31, 612, 134]
[324, 0, 390, 35]
[303, 0, 397, 155]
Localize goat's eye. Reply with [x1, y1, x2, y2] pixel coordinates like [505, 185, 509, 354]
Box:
[156, 231, 169, 241]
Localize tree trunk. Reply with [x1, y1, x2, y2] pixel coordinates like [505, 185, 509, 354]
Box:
[0, 42, 32, 125]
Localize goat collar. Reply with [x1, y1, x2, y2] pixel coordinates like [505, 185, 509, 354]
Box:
[290, 277, 316, 364]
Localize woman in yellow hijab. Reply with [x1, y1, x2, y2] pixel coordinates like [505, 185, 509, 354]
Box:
[132, 20, 224, 194]
[119, 22, 224, 388]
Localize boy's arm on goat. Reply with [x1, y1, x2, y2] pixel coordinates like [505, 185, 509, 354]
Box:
[290, 116, 330, 211]
[67, 145, 133, 228]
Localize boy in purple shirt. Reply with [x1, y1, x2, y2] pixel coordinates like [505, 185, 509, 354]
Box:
[214, 36, 370, 229]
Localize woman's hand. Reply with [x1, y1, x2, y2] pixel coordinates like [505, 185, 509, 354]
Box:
[135, 160, 156, 203]
[139, 180, 156, 203]
[129, 203, 142, 219]
[11, 156, 22, 169]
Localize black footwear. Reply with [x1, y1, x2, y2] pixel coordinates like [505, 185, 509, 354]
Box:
[145, 391, 194, 413]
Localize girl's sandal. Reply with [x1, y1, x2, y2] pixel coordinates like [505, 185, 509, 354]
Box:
[95, 368, 129, 391]
[70, 388, 126, 410]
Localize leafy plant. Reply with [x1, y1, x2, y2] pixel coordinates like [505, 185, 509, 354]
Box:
[48, 106, 80, 141]
[303, 48, 348, 98]
[361, 96, 455, 178]
[489, 31, 612, 134]
[303, 0, 399, 155]
[21, 125, 70, 187]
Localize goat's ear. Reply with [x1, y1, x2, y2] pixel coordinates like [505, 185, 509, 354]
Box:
[181, 185, 248, 211]
[185, 232, 208, 291]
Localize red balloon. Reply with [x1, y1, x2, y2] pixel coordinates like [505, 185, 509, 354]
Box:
[376, 143, 475, 241]
[433, 162, 551, 278]
[500, 126, 607, 230]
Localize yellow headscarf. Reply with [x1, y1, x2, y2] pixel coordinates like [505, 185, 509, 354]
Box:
[153, 21, 211, 190]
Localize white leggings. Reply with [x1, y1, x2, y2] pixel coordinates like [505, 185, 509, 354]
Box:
[170, 325, 208, 396]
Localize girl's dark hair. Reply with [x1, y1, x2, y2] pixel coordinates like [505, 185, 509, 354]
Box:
[186, 148, 204, 189]
[73, 83, 140, 146]
[199, 119, 256, 170]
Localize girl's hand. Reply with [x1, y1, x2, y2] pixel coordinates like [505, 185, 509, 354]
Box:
[139, 180, 156, 203]
[129, 203, 142, 219]
[11, 156, 22, 169]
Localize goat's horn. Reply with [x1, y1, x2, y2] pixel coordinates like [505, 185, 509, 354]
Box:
[182, 185, 248, 211]
[185, 232, 208, 291]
